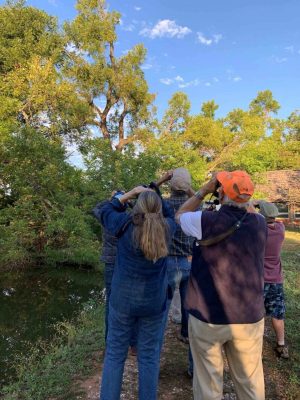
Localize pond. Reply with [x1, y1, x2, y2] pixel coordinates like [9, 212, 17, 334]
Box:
[0, 267, 104, 387]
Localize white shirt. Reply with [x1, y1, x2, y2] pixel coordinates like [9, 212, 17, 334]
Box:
[179, 211, 203, 240]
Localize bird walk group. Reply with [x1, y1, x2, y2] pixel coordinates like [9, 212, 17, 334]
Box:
[93, 168, 288, 400]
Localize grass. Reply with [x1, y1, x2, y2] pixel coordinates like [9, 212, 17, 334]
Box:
[0, 301, 105, 400]
[278, 230, 300, 398]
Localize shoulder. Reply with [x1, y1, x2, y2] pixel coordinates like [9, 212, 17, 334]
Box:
[179, 211, 203, 240]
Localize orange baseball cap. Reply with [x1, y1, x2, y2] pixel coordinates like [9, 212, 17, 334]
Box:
[216, 170, 254, 203]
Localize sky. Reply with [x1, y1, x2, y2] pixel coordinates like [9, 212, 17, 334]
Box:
[2, 0, 300, 120]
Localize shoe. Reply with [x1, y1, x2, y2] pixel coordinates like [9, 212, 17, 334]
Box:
[177, 334, 189, 344]
[275, 344, 289, 359]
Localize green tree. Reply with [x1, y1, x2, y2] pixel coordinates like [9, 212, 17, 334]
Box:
[249, 90, 280, 118]
[200, 100, 219, 119]
[0, 1, 90, 142]
[161, 92, 191, 133]
[0, 128, 99, 269]
[63, 0, 154, 150]
[286, 110, 300, 141]
[0, 0, 62, 74]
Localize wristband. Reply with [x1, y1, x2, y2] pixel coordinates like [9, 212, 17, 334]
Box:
[194, 189, 205, 200]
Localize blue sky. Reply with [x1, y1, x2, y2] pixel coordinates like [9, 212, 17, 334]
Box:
[3, 0, 300, 119]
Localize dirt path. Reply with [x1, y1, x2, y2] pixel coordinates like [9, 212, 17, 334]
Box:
[71, 317, 294, 400]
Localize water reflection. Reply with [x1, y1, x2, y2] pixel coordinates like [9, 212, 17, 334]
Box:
[0, 268, 104, 386]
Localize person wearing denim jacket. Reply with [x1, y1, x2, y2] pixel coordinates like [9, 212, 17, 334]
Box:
[93, 186, 176, 400]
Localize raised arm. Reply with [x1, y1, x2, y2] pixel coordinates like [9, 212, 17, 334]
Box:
[175, 176, 218, 224]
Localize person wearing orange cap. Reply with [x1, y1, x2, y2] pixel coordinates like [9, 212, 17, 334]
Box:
[176, 171, 267, 400]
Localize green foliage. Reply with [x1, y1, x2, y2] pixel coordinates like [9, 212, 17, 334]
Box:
[161, 91, 191, 133]
[249, 89, 280, 118]
[63, 0, 154, 148]
[1, 301, 105, 400]
[83, 138, 161, 204]
[0, 128, 99, 269]
[0, 1, 90, 141]
[201, 100, 219, 119]
[0, 0, 62, 74]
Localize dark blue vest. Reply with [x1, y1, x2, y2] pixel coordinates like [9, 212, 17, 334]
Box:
[185, 205, 267, 324]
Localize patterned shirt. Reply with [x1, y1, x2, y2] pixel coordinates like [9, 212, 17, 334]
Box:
[165, 191, 194, 257]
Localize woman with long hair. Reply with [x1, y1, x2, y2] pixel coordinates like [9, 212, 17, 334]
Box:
[93, 185, 176, 400]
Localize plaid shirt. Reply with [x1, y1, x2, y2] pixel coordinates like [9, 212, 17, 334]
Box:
[165, 191, 194, 257]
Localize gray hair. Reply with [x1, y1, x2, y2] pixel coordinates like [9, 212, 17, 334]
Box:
[222, 195, 250, 209]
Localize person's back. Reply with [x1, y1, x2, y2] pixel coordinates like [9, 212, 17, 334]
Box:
[110, 219, 172, 316]
[264, 220, 285, 283]
[176, 170, 267, 400]
[94, 186, 176, 400]
[186, 205, 266, 324]
[259, 201, 288, 359]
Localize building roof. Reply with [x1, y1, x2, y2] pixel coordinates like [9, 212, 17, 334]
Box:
[255, 170, 300, 204]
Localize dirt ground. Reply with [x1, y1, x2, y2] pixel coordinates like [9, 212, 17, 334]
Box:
[72, 317, 293, 400]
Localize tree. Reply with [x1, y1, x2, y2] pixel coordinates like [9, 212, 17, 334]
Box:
[0, 128, 99, 269]
[63, 0, 154, 150]
[161, 92, 191, 133]
[249, 90, 280, 119]
[200, 100, 219, 119]
[0, 0, 62, 74]
[286, 110, 300, 141]
[0, 1, 90, 142]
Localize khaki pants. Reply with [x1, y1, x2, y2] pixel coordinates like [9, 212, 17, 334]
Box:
[189, 315, 265, 400]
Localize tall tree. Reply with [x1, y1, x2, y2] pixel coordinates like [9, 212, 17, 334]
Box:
[0, 0, 89, 142]
[286, 110, 300, 141]
[161, 92, 191, 133]
[249, 90, 280, 119]
[63, 0, 154, 150]
[200, 100, 219, 119]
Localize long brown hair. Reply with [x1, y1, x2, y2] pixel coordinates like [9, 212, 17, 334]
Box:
[132, 191, 169, 261]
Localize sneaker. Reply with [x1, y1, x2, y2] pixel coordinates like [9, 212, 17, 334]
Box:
[177, 334, 189, 344]
[275, 344, 289, 359]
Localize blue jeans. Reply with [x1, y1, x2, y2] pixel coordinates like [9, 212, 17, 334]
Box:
[165, 256, 190, 337]
[104, 263, 138, 347]
[104, 263, 114, 341]
[100, 305, 164, 400]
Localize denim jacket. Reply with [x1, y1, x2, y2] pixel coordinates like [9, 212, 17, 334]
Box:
[93, 198, 176, 317]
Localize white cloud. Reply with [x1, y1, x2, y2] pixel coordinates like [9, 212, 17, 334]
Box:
[174, 75, 184, 82]
[274, 57, 288, 63]
[178, 79, 201, 88]
[213, 77, 219, 82]
[140, 20, 192, 39]
[285, 45, 294, 53]
[197, 33, 212, 45]
[205, 82, 211, 86]
[233, 76, 242, 82]
[160, 78, 173, 85]
[134, 6, 142, 11]
[197, 32, 222, 46]
[213, 34, 223, 43]
[141, 63, 153, 70]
